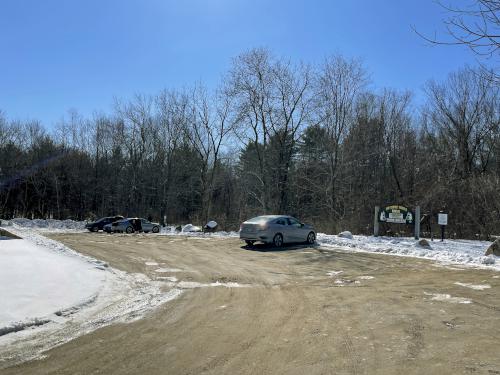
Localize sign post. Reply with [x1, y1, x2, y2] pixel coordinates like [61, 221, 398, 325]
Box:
[414, 206, 420, 240]
[374, 206, 380, 237]
[438, 212, 448, 241]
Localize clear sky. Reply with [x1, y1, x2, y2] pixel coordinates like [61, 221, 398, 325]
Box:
[0, 0, 480, 127]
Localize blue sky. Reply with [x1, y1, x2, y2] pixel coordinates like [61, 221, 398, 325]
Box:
[0, 0, 480, 127]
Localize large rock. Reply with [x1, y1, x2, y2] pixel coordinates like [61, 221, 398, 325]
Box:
[485, 238, 500, 256]
[417, 239, 432, 249]
[204, 221, 218, 232]
[338, 231, 353, 239]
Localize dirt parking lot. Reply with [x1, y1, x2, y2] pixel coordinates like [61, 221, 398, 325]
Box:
[3, 233, 500, 375]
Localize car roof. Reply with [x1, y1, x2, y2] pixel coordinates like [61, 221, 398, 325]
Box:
[248, 215, 292, 221]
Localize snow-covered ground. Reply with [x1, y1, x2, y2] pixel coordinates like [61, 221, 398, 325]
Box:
[316, 233, 498, 271]
[0, 225, 183, 365]
[0, 238, 105, 335]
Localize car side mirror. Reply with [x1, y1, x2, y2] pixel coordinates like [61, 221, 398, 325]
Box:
[300, 223, 304, 227]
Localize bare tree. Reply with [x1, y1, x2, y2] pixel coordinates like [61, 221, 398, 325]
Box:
[415, 0, 500, 82]
[312, 55, 367, 222]
[377, 89, 414, 200]
[187, 84, 236, 223]
[227, 48, 274, 212]
[424, 68, 499, 178]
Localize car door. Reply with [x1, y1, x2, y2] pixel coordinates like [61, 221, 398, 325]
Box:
[274, 218, 288, 242]
[286, 217, 304, 242]
[141, 219, 152, 232]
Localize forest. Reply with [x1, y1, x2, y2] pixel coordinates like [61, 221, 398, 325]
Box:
[1, 48, 499, 238]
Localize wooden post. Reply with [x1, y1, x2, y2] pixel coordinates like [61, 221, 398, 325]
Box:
[414, 206, 420, 240]
[374, 206, 379, 237]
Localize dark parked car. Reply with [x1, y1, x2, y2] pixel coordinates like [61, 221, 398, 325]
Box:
[85, 216, 124, 232]
[103, 218, 161, 234]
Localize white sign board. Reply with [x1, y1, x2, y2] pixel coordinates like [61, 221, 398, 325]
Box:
[438, 213, 448, 226]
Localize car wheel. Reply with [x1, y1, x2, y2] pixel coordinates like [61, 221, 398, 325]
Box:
[273, 233, 283, 247]
[307, 231, 316, 244]
[125, 226, 134, 234]
[152, 226, 159, 233]
[245, 240, 255, 246]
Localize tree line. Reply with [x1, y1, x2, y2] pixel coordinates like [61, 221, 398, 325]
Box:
[1, 48, 499, 238]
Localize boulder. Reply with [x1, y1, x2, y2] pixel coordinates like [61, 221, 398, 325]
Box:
[417, 239, 432, 249]
[204, 220, 218, 232]
[338, 231, 353, 239]
[485, 238, 500, 257]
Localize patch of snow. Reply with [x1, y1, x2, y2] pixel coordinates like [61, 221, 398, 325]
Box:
[454, 282, 491, 290]
[357, 276, 375, 280]
[160, 225, 238, 238]
[181, 224, 202, 233]
[154, 268, 183, 273]
[145, 262, 159, 266]
[176, 281, 249, 289]
[156, 276, 178, 282]
[333, 279, 359, 285]
[482, 255, 495, 265]
[326, 270, 343, 277]
[424, 292, 472, 304]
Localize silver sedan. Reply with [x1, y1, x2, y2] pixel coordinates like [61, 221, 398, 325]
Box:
[239, 215, 316, 247]
[104, 218, 160, 234]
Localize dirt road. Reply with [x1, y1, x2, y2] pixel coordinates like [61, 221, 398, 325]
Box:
[3, 233, 500, 374]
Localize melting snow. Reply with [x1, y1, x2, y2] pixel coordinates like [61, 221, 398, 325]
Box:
[326, 271, 343, 277]
[154, 268, 183, 273]
[424, 292, 472, 304]
[454, 282, 491, 290]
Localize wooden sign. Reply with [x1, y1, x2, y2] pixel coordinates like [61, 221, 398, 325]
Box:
[379, 205, 414, 224]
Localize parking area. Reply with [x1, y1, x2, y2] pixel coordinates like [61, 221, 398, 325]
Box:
[3, 232, 500, 375]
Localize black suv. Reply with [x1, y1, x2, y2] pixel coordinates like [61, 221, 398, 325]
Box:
[85, 216, 124, 232]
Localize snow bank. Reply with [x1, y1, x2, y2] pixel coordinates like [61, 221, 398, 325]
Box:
[1, 218, 86, 232]
[161, 225, 239, 238]
[0, 228, 184, 365]
[0, 238, 105, 335]
[181, 224, 202, 233]
[317, 233, 499, 271]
